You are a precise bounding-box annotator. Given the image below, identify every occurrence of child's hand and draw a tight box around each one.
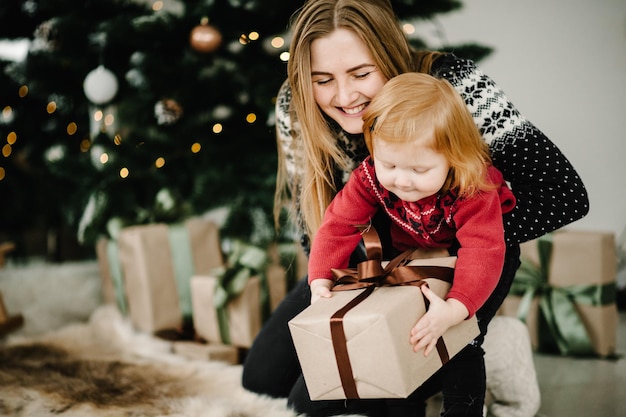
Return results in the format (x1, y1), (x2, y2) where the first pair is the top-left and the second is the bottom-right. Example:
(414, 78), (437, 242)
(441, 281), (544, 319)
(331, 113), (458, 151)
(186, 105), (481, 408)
(409, 284), (469, 356)
(310, 278), (333, 304)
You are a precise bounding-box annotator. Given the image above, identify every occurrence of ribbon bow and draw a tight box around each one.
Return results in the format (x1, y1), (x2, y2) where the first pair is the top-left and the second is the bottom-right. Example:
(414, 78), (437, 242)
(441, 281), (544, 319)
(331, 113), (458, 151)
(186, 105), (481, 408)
(330, 225), (455, 290)
(212, 239), (270, 344)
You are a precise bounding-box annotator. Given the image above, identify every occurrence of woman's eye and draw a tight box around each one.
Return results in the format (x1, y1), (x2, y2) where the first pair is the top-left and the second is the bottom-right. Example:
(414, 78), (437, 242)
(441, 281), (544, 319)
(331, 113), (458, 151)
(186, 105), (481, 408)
(313, 78), (332, 86)
(354, 72), (371, 79)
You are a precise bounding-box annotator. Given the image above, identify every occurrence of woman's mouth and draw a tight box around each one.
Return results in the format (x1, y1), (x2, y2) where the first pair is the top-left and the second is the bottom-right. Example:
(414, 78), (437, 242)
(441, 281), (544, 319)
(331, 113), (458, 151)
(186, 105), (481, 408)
(341, 103), (368, 115)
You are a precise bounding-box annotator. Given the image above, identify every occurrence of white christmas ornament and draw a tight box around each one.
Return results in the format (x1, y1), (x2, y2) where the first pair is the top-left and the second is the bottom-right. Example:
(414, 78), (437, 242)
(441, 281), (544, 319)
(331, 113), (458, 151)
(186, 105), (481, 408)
(83, 65), (119, 105)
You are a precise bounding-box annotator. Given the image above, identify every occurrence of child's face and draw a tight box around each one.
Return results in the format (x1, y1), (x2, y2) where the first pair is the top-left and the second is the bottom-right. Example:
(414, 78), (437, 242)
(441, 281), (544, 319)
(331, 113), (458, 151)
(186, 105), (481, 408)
(373, 133), (450, 203)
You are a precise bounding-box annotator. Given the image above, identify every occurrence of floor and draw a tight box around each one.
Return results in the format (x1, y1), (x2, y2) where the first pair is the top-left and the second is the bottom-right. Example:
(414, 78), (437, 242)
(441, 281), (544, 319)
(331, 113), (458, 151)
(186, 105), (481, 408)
(426, 309), (626, 417)
(532, 310), (626, 417)
(2, 261), (624, 417)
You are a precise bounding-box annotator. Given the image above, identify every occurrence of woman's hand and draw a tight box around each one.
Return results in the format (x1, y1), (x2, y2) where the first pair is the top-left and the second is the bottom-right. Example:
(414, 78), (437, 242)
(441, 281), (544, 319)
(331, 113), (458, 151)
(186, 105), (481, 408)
(409, 284), (469, 356)
(310, 278), (333, 304)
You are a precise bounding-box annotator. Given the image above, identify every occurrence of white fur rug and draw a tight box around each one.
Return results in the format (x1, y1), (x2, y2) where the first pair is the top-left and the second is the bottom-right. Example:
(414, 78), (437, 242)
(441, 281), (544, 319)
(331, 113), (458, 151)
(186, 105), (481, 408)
(0, 261), (540, 417)
(0, 261), (305, 417)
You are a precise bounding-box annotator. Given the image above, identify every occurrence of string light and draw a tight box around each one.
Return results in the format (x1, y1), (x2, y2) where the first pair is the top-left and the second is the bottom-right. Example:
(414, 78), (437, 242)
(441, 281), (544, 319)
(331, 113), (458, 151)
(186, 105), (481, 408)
(2, 106), (12, 121)
(152, 1), (163, 11)
(67, 122), (77, 135)
(119, 167), (129, 178)
(248, 31), (259, 41)
(2, 144), (11, 157)
(212, 123), (223, 134)
(246, 113), (256, 123)
(7, 132), (17, 145)
(271, 37), (284, 49)
(94, 110), (103, 121)
(104, 113), (114, 126)
(80, 138), (91, 152)
(280, 52), (289, 62)
(113, 134), (122, 145)
(402, 23), (415, 35)
(18, 85), (28, 98)
(0, 167), (4, 181)
(46, 101), (57, 114)
(155, 157), (165, 168)
(100, 153), (109, 164)
(191, 142), (201, 153)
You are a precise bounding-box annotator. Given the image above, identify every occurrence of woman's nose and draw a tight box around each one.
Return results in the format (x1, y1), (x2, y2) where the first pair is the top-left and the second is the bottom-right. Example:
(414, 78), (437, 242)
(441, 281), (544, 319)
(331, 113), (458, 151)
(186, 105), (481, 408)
(335, 80), (357, 106)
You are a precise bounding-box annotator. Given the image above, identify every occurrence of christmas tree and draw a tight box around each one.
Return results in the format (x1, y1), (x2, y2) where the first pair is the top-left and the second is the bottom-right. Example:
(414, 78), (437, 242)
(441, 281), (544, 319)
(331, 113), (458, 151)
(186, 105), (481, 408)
(0, 0), (490, 260)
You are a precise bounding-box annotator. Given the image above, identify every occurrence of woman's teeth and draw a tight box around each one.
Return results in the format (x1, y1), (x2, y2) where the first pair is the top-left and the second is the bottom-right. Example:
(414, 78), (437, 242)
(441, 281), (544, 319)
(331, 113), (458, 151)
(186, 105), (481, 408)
(343, 103), (367, 115)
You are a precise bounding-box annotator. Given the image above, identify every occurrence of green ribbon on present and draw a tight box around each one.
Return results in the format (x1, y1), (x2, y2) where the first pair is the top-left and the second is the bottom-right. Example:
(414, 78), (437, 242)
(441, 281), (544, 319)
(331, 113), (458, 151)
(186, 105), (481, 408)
(212, 240), (270, 345)
(105, 218), (129, 315)
(511, 234), (616, 356)
(167, 224), (196, 321)
(106, 239), (129, 315)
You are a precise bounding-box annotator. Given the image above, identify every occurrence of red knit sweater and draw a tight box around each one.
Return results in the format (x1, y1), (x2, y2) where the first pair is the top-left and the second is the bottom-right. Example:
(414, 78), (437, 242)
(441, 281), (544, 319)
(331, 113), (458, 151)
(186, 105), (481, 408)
(308, 157), (516, 317)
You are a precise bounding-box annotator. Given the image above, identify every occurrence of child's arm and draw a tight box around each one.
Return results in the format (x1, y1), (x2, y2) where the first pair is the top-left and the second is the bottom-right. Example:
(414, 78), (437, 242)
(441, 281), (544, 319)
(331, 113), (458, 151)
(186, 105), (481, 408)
(409, 284), (469, 356)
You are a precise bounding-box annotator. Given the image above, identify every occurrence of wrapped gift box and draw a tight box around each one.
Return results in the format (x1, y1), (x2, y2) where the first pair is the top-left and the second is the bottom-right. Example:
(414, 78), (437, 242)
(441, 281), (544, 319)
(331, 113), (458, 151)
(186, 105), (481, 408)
(191, 275), (260, 349)
(191, 266), (286, 348)
(190, 237), (288, 348)
(500, 230), (619, 357)
(288, 275), (480, 400)
(96, 218), (224, 333)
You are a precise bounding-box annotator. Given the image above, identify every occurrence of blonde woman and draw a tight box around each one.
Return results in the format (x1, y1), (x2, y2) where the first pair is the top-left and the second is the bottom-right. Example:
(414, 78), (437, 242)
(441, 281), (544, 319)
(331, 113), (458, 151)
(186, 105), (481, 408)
(243, 1), (588, 416)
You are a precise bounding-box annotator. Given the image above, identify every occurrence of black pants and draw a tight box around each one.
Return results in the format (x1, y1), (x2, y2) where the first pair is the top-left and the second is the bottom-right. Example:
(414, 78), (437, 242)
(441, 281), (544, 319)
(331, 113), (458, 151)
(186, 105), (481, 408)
(242, 244), (521, 416)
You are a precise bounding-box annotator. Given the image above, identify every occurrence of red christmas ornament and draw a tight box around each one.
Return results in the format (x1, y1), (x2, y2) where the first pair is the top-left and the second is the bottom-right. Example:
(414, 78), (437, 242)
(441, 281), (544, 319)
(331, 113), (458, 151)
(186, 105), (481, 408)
(190, 18), (222, 53)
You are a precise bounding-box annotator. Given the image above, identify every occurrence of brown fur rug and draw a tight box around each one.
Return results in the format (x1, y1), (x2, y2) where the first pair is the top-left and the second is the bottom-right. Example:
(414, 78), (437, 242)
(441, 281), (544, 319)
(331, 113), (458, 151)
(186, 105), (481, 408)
(0, 306), (306, 417)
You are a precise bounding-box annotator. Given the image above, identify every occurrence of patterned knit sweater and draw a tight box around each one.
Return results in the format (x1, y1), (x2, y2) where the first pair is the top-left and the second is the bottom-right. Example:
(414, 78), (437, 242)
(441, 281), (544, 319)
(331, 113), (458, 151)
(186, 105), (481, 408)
(308, 158), (516, 317)
(275, 54), (589, 252)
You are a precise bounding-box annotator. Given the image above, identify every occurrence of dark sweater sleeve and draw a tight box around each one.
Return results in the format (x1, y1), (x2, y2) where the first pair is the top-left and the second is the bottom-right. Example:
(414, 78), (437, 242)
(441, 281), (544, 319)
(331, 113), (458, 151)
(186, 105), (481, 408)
(433, 55), (589, 244)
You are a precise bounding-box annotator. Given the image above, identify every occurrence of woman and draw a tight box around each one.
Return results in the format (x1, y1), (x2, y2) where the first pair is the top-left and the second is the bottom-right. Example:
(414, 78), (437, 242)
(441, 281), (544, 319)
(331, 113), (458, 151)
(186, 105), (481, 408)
(242, 0), (589, 416)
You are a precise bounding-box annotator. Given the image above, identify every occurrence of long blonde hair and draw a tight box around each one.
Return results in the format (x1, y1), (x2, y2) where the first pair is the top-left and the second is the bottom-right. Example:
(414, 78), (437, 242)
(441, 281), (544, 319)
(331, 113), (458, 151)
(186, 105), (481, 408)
(275, 0), (442, 239)
(363, 73), (493, 197)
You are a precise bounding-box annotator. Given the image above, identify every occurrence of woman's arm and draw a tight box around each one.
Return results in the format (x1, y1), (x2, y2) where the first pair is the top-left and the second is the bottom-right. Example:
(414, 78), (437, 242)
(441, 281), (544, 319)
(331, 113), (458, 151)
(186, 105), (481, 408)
(434, 56), (589, 244)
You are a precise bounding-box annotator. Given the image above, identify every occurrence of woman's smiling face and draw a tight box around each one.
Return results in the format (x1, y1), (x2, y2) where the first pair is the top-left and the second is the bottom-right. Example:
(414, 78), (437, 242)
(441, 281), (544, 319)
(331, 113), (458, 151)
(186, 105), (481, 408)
(310, 28), (388, 134)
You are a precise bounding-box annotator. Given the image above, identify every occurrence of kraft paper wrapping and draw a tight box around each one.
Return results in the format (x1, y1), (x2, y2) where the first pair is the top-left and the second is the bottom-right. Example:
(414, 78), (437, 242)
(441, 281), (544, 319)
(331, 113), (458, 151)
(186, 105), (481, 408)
(191, 275), (262, 348)
(172, 341), (239, 365)
(289, 260), (480, 400)
(108, 218), (223, 333)
(501, 230), (618, 357)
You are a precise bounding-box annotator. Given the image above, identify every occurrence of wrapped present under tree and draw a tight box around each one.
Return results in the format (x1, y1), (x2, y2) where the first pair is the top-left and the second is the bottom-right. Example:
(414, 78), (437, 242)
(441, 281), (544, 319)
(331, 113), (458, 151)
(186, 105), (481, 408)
(96, 217), (223, 333)
(191, 239), (288, 348)
(501, 231), (618, 357)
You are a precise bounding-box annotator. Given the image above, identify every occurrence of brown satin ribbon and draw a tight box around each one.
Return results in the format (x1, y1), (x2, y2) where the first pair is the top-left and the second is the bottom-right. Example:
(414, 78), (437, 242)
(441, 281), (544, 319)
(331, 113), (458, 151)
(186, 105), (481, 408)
(328, 225), (454, 399)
